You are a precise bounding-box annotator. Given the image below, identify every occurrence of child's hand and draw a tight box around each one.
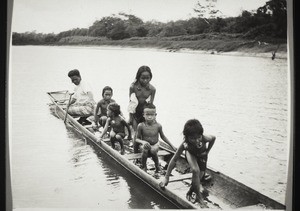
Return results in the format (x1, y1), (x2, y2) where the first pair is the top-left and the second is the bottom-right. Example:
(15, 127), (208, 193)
(183, 142), (188, 150)
(159, 177), (169, 189)
(143, 142), (151, 150)
(97, 137), (103, 143)
(92, 124), (98, 130)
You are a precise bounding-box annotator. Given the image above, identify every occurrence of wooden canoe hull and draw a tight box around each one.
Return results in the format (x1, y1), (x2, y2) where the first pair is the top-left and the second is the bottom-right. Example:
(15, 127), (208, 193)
(48, 91), (197, 209)
(47, 91), (285, 210)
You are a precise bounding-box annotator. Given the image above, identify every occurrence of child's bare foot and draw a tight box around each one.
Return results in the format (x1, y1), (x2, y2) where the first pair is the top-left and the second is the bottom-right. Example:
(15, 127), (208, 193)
(202, 188), (209, 198)
(186, 191), (196, 204)
(120, 148), (125, 155)
(195, 194), (208, 208)
(186, 186), (195, 203)
(155, 166), (161, 173)
(198, 201), (208, 208)
(140, 163), (148, 172)
(186, 187), (208, 207)
(186, 192), (208, 207)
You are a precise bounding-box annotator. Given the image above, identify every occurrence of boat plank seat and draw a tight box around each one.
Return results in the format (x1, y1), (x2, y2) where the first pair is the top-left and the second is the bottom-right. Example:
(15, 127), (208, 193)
(169, 173), (192, 183)
(124, 150), (171, 160)
(102, 138), (111, 142)
(236, 203), (266, 209)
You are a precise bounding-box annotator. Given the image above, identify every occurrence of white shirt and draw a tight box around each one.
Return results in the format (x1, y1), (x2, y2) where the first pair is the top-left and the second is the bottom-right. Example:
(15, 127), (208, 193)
(73, 80), (93, 104)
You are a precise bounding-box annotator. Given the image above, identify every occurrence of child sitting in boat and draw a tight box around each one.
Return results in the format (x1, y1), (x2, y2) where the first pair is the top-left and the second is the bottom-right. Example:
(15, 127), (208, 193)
(128, 66), (156, 152)
(159, 119), (215, 207)
(94, 86), (115, 128)
(100, 102), (132, 155)
(135, 103), (176, 172)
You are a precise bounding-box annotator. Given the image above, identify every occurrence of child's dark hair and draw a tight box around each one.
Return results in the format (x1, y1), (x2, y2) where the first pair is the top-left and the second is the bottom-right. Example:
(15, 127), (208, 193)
(102, 86), (113, 97)
(183, 119), (204, 138)
(107, 102), (121, 116)
(68, 69), (81, 77)
(135, 66), (152, 83)
(143, 103), (156, 110)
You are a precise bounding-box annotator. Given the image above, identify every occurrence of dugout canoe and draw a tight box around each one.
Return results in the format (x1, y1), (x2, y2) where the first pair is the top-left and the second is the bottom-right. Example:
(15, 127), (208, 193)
(47, 90), (286, 210)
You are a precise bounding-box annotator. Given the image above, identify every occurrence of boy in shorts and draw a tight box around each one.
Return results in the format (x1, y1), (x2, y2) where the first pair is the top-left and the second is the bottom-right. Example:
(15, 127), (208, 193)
(135, 103), (176, 172)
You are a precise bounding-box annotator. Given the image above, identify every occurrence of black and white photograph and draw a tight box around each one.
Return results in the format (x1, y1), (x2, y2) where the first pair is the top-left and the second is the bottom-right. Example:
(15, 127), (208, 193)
(8, 0), (291, 210)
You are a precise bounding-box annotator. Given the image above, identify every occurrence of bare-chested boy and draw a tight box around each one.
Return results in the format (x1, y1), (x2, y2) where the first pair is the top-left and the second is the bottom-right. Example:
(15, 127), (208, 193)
(99, 102), (132, 155)
(135, 103), (176, 172)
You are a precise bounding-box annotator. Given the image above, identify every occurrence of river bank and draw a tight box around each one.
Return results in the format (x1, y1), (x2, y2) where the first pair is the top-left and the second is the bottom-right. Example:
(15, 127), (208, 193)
(56, 34), (288, 59)
(11, 46), (288, 206)
(176, 48), (287, 59)
(14, 33), (288, 59)
(73, 45), (287, 60)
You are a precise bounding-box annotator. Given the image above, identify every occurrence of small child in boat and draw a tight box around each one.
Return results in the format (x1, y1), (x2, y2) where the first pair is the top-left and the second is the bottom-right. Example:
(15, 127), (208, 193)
(100, 102), (132, 155)
(94, 86), (115, 128)
(135, 103), (176, 172)
(159, 119), (215, 207)
(128, 66), (156, 152)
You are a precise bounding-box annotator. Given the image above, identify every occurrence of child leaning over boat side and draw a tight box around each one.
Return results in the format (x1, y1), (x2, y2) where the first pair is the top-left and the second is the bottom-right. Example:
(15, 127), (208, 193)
(135, 103), (176, 172)
(128, 65), (156, 152)
(99, 102), (132, 155)
(159, 119), (215, 208)
(94, 86), (115, 128)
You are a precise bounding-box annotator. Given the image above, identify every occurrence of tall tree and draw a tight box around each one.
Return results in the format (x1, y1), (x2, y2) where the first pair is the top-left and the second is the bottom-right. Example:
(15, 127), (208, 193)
(159, 21), (187, 37)
(256, 0), (287, 38)
(185, 18), (209, 34)
(89, 16), (123, 37)
(193, 0), (224, 24)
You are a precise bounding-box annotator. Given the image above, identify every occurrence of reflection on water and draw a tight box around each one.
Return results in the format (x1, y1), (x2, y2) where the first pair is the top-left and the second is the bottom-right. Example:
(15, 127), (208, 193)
(65, 126), (177, 209)
(10, 46), (288, 208)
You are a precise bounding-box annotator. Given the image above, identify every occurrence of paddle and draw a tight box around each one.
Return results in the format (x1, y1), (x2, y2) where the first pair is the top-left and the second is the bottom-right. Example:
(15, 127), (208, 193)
(64, 92), (74, 123)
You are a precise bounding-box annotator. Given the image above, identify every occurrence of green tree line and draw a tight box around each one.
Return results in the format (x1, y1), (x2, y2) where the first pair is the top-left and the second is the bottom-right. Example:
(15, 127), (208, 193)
(12, 0), (286, 45)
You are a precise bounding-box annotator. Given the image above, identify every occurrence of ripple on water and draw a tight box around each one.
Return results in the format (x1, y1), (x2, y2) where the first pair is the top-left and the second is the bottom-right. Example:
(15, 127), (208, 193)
(11, 46), (288, 207)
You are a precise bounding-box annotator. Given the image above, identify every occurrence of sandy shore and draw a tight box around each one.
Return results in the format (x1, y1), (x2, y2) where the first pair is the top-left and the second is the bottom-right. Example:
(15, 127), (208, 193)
(87, 44), (288, 59)
(26, 43), (287, 60)
(88, 45), (288, 60)
(177, 48), (288, 59)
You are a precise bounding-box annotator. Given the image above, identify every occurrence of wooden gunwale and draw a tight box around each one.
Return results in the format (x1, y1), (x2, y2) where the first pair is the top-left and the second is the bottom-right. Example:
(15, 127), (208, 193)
(47, 91), (286, 210)
(48, 91), (197, 209)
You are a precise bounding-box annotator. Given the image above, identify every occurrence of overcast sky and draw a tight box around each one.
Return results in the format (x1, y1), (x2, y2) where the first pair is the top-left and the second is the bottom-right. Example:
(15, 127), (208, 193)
(11, 0), (268, 34)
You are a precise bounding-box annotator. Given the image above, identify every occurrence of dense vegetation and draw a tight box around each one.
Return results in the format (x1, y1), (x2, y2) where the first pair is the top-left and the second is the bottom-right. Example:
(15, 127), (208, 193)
(12, 0), (287, 52)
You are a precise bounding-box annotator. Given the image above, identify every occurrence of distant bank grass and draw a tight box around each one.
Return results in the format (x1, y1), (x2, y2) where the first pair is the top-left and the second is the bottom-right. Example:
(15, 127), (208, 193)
(56, 34), (287, 54)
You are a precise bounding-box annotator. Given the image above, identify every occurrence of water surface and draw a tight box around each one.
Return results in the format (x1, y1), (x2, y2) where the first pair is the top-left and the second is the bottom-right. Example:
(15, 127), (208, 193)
(9, 45), (289, 208)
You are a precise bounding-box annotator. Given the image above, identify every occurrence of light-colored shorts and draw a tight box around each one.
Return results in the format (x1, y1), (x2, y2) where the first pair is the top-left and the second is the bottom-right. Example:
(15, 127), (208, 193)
(139, 142), (160, 155)
(68, 102), (95, 117)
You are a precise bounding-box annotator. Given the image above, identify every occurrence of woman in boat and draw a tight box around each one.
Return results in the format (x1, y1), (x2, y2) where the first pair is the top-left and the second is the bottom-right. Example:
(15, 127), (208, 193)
(159, 119), (215, 207)
(94, 86), (115, 128)
(67, 69), (96, 125)
(100, 102), (132, 155)
(128, 65), (156, 152)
